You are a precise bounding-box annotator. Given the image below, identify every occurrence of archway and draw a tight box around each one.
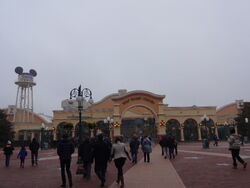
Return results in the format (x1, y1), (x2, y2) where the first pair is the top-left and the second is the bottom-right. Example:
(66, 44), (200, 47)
(56, 122), (73, 140)
(166, 119), (181, 141)
(184, 119), (198, 141)
(121, 105), (157, 142)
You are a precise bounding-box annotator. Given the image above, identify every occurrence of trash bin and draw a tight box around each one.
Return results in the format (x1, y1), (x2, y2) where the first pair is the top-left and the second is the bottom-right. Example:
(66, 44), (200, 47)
(202, 139), (209, 149)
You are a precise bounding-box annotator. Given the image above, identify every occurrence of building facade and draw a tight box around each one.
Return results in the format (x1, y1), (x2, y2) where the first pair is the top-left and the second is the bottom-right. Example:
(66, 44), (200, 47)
(53, 89), (218, 141)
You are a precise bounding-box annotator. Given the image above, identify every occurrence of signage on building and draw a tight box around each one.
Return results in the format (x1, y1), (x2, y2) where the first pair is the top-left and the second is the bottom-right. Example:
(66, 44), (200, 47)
(122, 96), (155, 105)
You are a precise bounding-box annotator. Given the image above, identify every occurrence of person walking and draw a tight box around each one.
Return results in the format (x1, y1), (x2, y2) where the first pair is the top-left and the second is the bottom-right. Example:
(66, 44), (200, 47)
(141, 136), (152, 163)
(228, 128), (247, 169)
(112, 137), (131, 187)
(168, 134), (175, 159)
(78, 136), (94, 179)
(29, 138), (40, 166)
(162, 135), (169, 159)
(3, 140), (14, 167)
(213, 135), (218, 146)
(129, 134), (140, 164)
(93, 134), (111, 187)
(17, 146), (28, 168)
(173, 136), (178, 156)
(159, 136), (164, 156)
(57, 134), (75, 188)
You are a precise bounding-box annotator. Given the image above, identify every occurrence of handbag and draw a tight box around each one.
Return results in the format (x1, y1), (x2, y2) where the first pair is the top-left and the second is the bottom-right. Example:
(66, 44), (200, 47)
(76, 157), (84, 175)
(76, 163), (84, 175)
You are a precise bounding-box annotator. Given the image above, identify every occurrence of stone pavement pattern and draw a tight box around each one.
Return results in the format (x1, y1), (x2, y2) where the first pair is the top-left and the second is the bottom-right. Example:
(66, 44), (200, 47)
(109, 144), (185, 188)
(1, 142), (250, 188)
(172, 142), (250, 188)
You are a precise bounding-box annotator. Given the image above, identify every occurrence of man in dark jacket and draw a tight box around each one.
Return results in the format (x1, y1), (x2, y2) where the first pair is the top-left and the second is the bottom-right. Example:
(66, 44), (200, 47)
(78, 136), (94, 179)
(29, 138), (40, 166)
(129, 134), (140, 164)
(57, 134), (75, 187)
(3, 140), (14, 167)
(93, 134), (111, 187)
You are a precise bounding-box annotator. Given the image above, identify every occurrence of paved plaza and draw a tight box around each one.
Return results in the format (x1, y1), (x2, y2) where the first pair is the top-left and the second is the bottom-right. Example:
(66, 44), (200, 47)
(1, 142), (250, 188)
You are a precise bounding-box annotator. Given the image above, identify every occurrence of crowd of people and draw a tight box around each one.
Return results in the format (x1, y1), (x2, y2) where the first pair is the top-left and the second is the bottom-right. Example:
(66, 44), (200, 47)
(56, 134), (157, 187)
(2, 138), (40, 168)
(2, 128), (248, 187)
(159, 134), (178, 159)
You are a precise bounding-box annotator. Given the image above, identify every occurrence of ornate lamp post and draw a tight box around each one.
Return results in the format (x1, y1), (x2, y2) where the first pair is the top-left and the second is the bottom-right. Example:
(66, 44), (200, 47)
(104, 116), (114, 139)
(245, 118), (249, 142)
(69, 85), (93, 144)
(201, 114), (210, 139)
(40, 123), (45, 150)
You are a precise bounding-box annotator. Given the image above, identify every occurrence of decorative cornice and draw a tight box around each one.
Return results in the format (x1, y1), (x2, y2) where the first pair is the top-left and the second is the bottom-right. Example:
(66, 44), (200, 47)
(111, 90), (165, 100)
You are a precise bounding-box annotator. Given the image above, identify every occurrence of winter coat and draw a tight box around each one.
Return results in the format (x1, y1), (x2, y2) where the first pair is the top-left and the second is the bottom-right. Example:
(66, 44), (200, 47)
(129, 137), (140, 153)
(142, 138), (152, 153)
(29, 140), (40, 153)
(57, 139), (75, 160)
(93, 140), (110, 165)
(18, 149), (27, 160)
(3, 144), (14, 155)
(112, 141), (129, 160)
(78, 140), (94, 163)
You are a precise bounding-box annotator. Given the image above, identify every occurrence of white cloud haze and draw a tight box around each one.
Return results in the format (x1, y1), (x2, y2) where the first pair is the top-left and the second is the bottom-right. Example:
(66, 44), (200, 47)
(0, 0), (250, 115)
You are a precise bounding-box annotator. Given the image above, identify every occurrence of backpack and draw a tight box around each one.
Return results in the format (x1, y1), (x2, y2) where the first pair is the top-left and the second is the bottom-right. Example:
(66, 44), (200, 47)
(231, 135), (241, 149)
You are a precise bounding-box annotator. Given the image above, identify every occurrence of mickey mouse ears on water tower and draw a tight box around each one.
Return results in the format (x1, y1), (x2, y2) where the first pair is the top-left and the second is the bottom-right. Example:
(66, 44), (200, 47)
(29, 69), (37, 77)
(15, 66), (37, 77)
(15, 66), (23, 74)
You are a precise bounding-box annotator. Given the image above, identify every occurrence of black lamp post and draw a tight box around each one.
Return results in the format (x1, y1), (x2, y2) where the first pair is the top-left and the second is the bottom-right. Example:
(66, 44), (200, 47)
(69, 85), (93, 144)
(40, 123), (45, 150)
(245, 118), (249, 142)
(104, 116), (114, 139)
(201, 114), (210, 139)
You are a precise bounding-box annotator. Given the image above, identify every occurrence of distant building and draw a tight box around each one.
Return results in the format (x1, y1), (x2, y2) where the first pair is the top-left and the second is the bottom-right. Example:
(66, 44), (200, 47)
(4, 105), (53, 141)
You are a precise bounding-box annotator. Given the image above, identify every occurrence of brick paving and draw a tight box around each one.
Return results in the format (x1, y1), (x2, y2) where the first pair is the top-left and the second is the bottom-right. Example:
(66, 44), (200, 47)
(1, 142), (250, 188)
(172, 142), (250, 188)
(0, 146), (143, 188)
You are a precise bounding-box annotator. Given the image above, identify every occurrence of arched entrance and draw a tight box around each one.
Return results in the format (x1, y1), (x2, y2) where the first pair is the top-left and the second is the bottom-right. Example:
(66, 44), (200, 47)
(120, 105), (157, 142)
(184, 119), (198, 141)
(166, 119), (181, 141)
(56, 122), (73, 140)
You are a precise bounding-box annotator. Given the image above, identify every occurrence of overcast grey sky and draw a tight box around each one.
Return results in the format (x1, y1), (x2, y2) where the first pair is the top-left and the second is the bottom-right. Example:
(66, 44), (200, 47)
(0, 0), (250, 116)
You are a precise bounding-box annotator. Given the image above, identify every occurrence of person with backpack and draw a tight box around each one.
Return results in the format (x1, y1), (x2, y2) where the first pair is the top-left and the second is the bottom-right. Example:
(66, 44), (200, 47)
(78, 136), (94, 179)
(29, 138), (40, 166)
(129, 134), (140, 164)
(228, 128), (247, 169)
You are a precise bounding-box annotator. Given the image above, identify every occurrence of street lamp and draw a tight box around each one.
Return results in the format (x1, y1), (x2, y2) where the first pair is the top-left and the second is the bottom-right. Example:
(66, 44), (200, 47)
(104, 116), (114, 139)
(201, 114), (210, 139)
(69, 85), (93, 144)
(245, 118), (249, 142)
(40, 123), (45, 150)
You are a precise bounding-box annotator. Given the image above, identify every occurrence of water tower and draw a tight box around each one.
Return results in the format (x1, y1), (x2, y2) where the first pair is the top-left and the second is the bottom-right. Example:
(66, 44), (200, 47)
(14, 66), (37, 122)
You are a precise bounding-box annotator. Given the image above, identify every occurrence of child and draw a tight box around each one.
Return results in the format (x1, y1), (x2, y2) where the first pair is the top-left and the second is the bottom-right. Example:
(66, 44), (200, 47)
(17, 146), (28, 168)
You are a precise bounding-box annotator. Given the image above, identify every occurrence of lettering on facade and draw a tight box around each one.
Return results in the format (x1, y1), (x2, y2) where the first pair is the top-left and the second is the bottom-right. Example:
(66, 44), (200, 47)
(122, 97), (155, 105)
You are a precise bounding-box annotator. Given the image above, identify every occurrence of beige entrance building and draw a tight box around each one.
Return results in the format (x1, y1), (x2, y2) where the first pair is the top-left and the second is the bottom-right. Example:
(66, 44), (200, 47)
(53, 89), (217, 141)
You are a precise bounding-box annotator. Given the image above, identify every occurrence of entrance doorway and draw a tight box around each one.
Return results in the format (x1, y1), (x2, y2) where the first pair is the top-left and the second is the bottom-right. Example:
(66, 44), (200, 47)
(184, 119), (198, 141)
